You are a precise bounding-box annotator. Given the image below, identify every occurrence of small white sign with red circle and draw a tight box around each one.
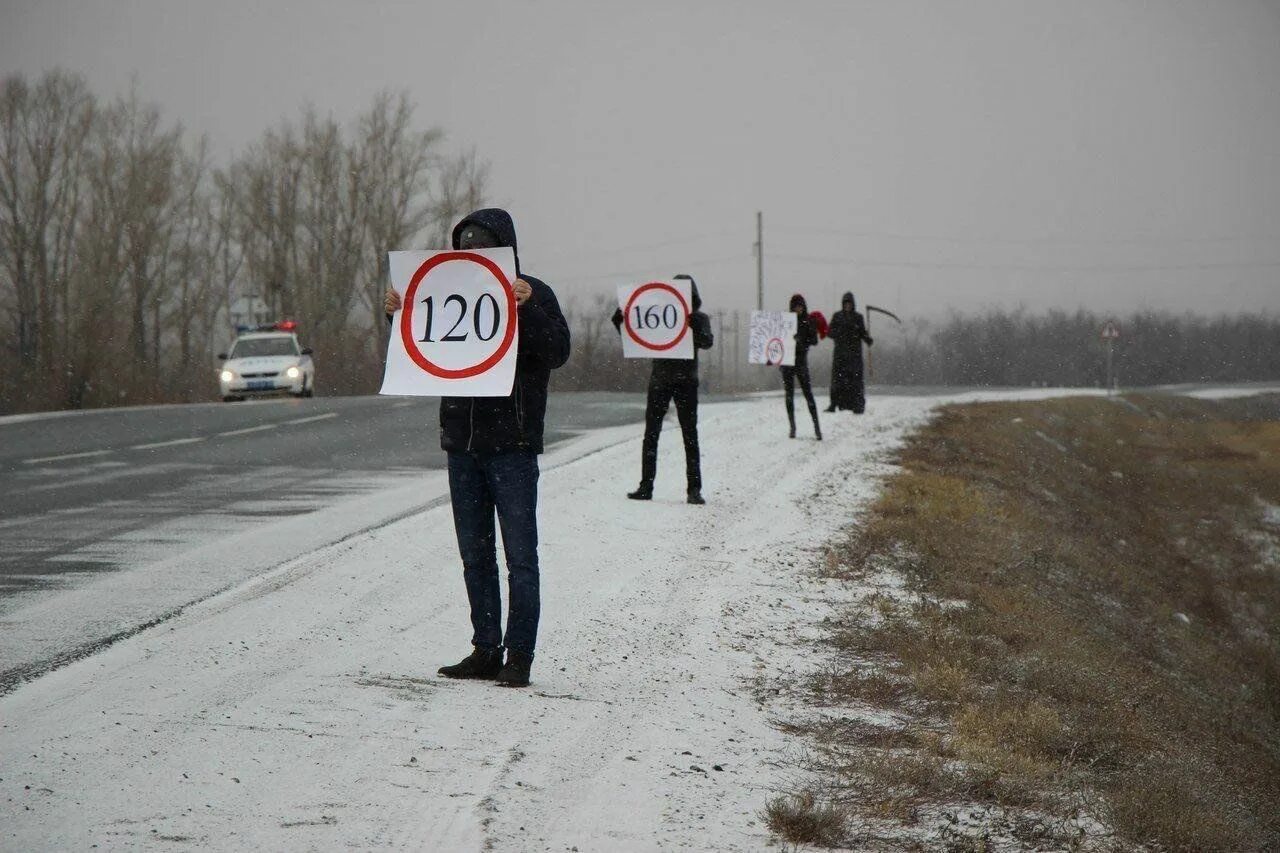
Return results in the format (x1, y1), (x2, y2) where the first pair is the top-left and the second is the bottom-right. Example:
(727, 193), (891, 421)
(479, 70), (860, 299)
(615, 280), (694, 360)
(748, 310), (798, 366)
(379, 248), (519, 396)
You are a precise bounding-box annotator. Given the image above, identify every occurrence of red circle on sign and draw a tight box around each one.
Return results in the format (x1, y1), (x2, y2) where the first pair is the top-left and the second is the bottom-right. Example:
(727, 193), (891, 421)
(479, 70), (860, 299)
(622, 282), (691, 352)
(399, 251), (518, 379)
(765, 337), (784, 365)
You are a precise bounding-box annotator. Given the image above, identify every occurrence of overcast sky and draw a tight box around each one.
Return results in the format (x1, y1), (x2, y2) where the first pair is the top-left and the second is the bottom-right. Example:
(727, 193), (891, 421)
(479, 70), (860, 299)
(3, 0), (1278, 326)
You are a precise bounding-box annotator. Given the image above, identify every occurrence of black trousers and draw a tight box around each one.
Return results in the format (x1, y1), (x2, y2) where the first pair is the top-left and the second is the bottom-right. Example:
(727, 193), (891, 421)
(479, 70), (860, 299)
(640, 378), (701, 491)
(782, 365), (820, 433)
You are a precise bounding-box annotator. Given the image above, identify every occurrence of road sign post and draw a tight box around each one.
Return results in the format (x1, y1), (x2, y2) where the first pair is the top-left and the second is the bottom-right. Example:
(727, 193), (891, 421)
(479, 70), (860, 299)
(1100, 321), (1121, 393)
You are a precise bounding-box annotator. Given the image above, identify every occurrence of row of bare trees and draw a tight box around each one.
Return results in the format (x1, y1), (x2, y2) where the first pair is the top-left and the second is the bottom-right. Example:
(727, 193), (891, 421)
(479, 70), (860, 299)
(548, 303), (1280, 394)
(0, 69), (488, 413)
(4, 71), (1275, 413)
(831, 308), (1280, 388)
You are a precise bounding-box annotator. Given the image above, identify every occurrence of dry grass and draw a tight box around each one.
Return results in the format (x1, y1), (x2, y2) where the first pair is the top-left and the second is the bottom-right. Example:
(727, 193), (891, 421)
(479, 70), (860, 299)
(782, 394), (1280, 851)
(765, 791), (849, 849)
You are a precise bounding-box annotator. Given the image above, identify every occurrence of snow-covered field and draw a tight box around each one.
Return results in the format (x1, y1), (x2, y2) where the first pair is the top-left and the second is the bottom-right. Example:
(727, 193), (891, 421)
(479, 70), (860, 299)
(0, 388), (1142, 851)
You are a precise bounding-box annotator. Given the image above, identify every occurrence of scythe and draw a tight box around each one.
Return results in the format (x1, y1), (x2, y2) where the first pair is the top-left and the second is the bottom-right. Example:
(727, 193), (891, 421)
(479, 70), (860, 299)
(864, 305), (901, 380)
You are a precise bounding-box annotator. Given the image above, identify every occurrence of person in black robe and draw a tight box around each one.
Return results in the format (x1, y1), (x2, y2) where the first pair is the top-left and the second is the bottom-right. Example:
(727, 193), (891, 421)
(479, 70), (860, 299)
(826, 292), (873, 413)
(781, 293), (821, 440)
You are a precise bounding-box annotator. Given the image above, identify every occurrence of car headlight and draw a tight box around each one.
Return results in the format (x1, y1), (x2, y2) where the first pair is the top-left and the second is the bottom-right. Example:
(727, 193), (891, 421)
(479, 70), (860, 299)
(220, 370), (235, 383)
(286, 366), (301, 379)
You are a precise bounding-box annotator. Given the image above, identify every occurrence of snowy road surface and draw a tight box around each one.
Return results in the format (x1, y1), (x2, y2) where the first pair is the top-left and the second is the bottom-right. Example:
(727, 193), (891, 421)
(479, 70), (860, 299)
(0, 393), (680, 690)
(3, 390), (1100, 850)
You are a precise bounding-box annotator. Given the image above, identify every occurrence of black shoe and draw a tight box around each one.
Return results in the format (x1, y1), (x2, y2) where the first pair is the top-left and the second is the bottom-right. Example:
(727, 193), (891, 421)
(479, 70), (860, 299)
(788, 425), (796, 439)
(496, 650), (532, 687)
(824, 405), (835, 413)
(627, 483), (653, 500)
(438, 646), (503, 679)
(687, 489), (705, 505)
(815, 426), (823, 441)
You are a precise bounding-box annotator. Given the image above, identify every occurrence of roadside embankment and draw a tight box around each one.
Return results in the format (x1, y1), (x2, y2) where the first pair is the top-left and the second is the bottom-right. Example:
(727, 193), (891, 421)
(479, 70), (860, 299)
(771, 394), (1280, 851)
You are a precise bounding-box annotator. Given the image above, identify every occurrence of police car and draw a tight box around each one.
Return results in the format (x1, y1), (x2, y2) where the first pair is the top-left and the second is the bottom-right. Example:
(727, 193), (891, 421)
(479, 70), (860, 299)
(217, 321), (315, 401)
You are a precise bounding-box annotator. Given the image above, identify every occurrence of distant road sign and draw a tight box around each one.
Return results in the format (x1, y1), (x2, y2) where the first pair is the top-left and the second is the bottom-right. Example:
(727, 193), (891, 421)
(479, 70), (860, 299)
(1101, 322), (1121, 340)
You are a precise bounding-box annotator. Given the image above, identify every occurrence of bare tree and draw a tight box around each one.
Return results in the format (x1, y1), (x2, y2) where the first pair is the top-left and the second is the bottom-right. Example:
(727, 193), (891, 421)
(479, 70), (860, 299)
(224, 94), (484, 394)
(354, 91), (443, 348)
(98, 87), (186, 379)
(2, 74), (496, 411)
(224, 124), (301, 323)
(428, 147), (489, 248)
(0, 71), (95, 407)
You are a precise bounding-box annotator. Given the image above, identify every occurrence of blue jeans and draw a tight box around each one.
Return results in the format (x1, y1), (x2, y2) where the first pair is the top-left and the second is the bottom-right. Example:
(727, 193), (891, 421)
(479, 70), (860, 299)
(446, 451), (541, 657)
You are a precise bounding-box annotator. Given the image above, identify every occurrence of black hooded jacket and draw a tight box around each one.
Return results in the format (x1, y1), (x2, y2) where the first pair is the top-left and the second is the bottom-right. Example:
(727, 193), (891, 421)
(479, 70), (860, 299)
(611, 277), (714, 385)
(788, 294), (820, 369)
(828, 292), (871, 355)
(436, 208), (571, 454)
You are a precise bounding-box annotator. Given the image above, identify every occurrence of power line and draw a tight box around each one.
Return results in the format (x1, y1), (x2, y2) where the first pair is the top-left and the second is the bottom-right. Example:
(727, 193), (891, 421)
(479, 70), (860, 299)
(771, 225), (1280, 248)
(537, 230), (740, 264)
(770, 253), (1280, 274)
(552, 254), (747, 285)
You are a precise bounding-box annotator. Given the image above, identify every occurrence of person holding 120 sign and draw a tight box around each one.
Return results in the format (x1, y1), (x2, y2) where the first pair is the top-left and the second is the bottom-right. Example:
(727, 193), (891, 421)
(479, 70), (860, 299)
(612, 274), (714, 504)
(384, 208), (570, 688)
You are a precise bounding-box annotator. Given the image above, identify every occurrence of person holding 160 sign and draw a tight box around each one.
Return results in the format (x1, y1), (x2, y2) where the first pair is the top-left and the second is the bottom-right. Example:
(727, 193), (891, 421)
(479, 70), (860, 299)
(384, 208), (570, 688)
(612, 273), (714, 504)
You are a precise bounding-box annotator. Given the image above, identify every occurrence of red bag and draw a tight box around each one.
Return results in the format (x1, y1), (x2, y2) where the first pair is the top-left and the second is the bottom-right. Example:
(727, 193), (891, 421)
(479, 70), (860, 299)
(810, 311), (829, 340)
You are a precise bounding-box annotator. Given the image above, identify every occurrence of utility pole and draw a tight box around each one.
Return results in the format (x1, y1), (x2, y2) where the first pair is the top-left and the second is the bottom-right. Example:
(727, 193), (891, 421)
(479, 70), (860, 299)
(717, 312), (725, 388)
(731, 311), (740, 389)
(754, 211), (764, 311)
(1105, 339), (1113, 394)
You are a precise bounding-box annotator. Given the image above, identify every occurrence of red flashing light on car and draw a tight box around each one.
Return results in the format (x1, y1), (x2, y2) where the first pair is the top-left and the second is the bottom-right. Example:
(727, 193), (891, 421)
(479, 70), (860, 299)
(248, 319), (299, 333)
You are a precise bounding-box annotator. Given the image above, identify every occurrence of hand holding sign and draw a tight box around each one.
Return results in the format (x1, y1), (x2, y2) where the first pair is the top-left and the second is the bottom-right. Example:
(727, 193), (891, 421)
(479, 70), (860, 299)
(616, 279), (694, 360)
(380, 248), (519, 396)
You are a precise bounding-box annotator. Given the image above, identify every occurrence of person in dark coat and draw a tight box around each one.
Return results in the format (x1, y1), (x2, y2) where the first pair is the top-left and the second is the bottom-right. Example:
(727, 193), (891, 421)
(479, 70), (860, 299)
(782, 293), (822, 440)
(383, 208), (571, 687)
(612, 274), (714, 504)
(826, 291), (873, 413)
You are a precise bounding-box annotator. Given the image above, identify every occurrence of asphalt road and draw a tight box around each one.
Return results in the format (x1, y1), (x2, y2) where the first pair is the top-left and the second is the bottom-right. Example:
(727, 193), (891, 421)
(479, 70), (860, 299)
(0, 392), (668, 602)
(8, 380), (1268, 607)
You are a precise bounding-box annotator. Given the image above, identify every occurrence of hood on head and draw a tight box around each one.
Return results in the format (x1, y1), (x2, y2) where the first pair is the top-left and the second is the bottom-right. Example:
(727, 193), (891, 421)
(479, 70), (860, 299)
(842, 291), (856, 311)
(452, 208), (519, 271)
(790, 293), (808, 314)
(673, 273), (701, 310)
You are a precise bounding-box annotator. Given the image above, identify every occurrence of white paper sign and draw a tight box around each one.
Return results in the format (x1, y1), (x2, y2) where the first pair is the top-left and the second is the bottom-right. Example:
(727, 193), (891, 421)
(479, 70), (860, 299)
(616, 279), (694, 360)
(379, 248), (519, 396)
(748, 310), (798, 367)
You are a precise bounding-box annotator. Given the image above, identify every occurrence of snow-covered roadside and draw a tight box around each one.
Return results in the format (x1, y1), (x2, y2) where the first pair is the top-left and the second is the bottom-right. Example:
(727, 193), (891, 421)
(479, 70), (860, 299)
(0, 424), (641, 691)
(1181, 383), (1280, 400)
(0, 390), (1096, 851)
(1147, 381), (1280, 400)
